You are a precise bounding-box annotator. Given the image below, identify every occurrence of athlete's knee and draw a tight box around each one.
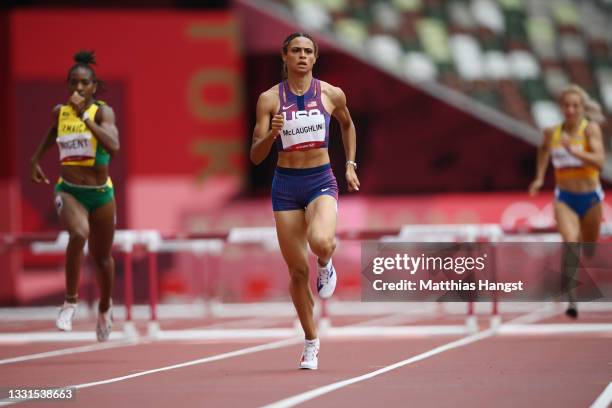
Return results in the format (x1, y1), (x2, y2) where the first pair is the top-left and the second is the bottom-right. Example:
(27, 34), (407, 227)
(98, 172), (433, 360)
(309, 235), (336, 258)
(289, 265), (310, 286)
(92, 255), (114, 272)
(68, 228), (89, 247)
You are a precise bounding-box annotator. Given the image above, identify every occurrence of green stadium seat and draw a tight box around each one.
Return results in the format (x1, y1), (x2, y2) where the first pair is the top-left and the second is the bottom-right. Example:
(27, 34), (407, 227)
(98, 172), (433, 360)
(417, 18), (452, 65)
(392, 0), (423, 13)
(552, 0), (580, 29)
(334, 17), (369, 47)
(318, 0), (349, 13)
(498, 0), (525, 12)
(526, 17), (558, 61)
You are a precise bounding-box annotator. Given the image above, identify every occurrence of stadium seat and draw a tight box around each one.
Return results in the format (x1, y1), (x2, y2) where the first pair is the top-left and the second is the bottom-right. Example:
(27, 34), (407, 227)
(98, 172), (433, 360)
(531, 100), (563, 129)
(365, 34), (404, 71)
(280, 0), (611, 131)
(403, 51), (438, 81)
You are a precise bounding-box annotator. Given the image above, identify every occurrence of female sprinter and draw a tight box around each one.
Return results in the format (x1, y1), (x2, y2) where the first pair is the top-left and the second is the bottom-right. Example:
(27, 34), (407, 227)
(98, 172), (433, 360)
(529, 84), (606, 318)
(30, 50), (119, 341)
(250, 33), (360, 369)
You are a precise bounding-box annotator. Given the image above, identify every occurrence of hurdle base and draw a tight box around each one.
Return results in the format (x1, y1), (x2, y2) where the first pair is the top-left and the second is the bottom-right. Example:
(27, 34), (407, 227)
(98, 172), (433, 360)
(318, 317), (332, 334)
(490, 315), (502, 331)
(147, 321), (161, 338)
(123, 321), (139, 340)
(293, 318), (304, 336)
(465, 315), (478, 334)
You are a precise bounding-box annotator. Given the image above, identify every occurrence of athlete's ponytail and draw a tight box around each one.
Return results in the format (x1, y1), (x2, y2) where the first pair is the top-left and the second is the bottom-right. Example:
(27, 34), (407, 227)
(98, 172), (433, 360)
(560, 84), (606, 124)
(73, 50), (96, 66)
(67, 50), (98, 83)
(66, 50), (105, 95)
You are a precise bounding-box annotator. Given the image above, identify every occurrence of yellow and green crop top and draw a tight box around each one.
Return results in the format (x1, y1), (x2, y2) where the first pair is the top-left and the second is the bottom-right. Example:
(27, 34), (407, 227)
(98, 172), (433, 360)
(550, 119), (598, 181)
(56, 101), (110, 167)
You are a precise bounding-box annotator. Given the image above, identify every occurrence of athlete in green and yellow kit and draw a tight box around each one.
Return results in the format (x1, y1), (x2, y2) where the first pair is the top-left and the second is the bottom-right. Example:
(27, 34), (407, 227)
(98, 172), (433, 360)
(30, 50), (119, 341)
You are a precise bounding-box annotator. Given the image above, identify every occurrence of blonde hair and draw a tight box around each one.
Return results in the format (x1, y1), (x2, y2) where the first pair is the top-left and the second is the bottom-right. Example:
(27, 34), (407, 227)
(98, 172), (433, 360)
(559, 84), (606, 124)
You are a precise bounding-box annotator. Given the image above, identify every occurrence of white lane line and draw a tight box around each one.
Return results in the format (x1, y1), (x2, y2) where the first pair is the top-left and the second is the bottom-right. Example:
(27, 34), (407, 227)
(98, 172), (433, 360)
(2, 301), (612, 321)
(260, 307), (558, 408)
(0, 337), (302, 406)
(499, 324), (612, 335)
(590, 382), (612, 408)
(72, 337), (301, 389)
(0, 305), (573, 407)
(0, 340), (141, 366)
(0, 312), (399, 366)
(0, 331), (129, 343)
(260, 330), (494, 408)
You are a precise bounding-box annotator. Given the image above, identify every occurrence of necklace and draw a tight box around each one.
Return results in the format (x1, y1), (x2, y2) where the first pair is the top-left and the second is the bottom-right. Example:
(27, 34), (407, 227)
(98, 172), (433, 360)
(290, 86), (305, 96)
(288, 79), (310, 96)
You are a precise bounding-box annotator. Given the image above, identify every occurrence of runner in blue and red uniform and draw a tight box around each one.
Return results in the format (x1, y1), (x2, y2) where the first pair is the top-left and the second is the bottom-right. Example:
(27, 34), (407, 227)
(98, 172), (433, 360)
(250, 33), (360, 370)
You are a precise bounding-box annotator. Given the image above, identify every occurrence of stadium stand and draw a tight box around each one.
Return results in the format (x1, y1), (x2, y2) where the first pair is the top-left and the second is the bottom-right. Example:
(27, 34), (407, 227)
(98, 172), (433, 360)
(278, 0), (612, 146)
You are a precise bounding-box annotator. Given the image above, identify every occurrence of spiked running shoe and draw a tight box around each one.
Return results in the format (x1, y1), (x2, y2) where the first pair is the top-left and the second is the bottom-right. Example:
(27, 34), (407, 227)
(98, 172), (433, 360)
(317, 259), (337, 299)
(96, 305), (113, 342)
(299, 339), (319, 370)
(56, 302), (77, 331)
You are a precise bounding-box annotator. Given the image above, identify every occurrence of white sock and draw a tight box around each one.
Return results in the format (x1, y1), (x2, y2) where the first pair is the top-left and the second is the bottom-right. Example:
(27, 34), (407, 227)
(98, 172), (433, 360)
(305, 338), (320, 347)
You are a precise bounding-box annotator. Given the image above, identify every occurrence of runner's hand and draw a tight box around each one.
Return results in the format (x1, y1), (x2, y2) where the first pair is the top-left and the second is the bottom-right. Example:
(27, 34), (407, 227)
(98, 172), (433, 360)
(346, 165), (360, 192)
(69, 91), (86, 116)
(269, 114), (284, 139)
(528, 178), (543, 196)
(30, 162), (50, 184)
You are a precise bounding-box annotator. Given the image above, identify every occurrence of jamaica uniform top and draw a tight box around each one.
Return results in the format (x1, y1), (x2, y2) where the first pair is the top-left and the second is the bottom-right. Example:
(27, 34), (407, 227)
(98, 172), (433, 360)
(550, 118), (598, 182)
(56, 101), (110, 167)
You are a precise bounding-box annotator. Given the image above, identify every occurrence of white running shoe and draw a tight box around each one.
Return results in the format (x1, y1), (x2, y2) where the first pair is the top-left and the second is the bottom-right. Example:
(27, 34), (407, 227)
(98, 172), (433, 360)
(317, 259), (337, 299)
(299, 339), (319, 370)
(56, 302), (77, 331)
(96, 305), (113, 342)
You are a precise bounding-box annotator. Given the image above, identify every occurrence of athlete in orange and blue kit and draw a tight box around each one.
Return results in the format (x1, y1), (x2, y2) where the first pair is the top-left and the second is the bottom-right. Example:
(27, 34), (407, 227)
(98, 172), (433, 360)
(529, 84), (606, 318)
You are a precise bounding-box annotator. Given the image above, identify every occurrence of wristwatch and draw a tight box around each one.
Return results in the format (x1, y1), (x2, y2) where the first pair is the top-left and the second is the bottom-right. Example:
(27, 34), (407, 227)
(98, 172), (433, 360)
(346, 160), (357, 170)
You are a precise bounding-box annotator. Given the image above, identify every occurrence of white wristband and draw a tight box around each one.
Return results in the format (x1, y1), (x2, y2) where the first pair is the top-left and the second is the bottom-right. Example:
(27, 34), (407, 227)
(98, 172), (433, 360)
(81, 111), (90, 122)
(346, 160), (357, 170)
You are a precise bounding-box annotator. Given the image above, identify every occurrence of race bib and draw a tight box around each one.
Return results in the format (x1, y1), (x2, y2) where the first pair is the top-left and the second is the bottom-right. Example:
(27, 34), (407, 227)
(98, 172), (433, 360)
(551, 145), (584, 168)
(57, 133), (95, 162)
(280, 109), (326, 151)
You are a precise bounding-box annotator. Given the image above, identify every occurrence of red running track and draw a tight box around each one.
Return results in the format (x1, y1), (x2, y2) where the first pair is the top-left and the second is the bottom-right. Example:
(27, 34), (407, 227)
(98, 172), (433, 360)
(0, 310), (610, 407)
